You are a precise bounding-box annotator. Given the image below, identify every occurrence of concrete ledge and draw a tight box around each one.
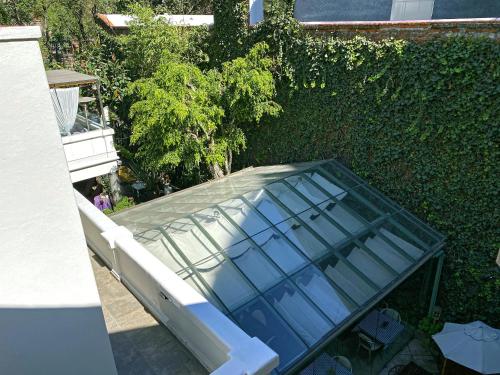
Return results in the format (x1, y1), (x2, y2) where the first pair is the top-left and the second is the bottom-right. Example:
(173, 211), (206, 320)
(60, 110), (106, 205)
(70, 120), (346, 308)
(0, 26), (41, 41)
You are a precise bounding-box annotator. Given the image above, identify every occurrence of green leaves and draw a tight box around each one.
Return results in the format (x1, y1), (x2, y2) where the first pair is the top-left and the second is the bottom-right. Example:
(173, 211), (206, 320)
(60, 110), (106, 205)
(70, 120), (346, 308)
(228, 7), (499, 325)
(128, 41), (280, 179)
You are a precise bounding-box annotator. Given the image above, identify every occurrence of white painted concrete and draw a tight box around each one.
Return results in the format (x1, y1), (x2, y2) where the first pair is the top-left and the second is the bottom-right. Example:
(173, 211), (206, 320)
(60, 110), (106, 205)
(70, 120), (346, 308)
(62, 128), (119, 182)
(101, 13), (214, 28)
(76, 190), (279, 374)
(0, 26), (117, 375)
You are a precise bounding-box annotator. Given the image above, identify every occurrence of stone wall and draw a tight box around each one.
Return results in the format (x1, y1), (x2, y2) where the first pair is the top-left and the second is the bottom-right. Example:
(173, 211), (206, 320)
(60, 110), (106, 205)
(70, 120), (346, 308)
(301, 18), (500, 41)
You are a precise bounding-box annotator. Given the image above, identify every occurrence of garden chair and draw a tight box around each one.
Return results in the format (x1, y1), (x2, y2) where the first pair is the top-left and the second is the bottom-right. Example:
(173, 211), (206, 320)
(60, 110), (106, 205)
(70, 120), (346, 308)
(357, 332), (382, 362)
(332, 355), (353, 373)
(381, 307), (401, 323)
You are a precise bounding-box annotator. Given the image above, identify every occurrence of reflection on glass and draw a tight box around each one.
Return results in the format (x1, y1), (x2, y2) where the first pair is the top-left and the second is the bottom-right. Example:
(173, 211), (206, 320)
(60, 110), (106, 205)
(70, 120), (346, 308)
(193, 208), (246, 249)
(267, 182), (311, 214)
(276, 218), (328, 260)
(304, 171), (347, 200)
(197, 256), (256, 311)
(226, 240), (283, 291)
(351, 185), (397, 215)
(218, 198), (270, 236)
(379, 221), (425, 260)
(266, 281), (333, 346)
(253, 229), (308, 274)
(294, 265), (355, 324)
(319, 255), (377, 306)
(321, 162), (362, 188)
(336, 193), (380, 223)
(392, 212), (440, 247)
(166, 218), (221, 265)
(318, 200), (364, 234)
(244, 189), (291, 225)
(298, 208), (347, 245)
(285, 175), (327, 205)
(338, 243), (395, 288)
(362, 232), (412, 273)
(234, 298), (307, 372)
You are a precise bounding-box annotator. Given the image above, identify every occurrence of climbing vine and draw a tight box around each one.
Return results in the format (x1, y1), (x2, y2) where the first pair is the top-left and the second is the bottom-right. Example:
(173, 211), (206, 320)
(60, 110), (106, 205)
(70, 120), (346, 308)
(211, 0), (500, 325)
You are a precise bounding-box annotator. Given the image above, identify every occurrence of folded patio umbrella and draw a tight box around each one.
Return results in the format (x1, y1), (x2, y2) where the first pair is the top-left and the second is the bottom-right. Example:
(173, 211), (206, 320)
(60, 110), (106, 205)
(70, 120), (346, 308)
(432, 321), (500, 374)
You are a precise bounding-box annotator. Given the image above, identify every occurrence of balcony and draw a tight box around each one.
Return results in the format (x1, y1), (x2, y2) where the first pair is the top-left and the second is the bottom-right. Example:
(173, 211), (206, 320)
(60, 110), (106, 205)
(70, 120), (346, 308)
(47, 69), (120, 182)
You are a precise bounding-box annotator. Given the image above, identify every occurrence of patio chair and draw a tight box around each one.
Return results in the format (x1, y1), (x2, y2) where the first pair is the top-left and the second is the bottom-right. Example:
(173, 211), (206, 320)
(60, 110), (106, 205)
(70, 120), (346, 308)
(381, 308), (401, 323)
(333, 355), (353, 373)
(357, 332), (382, 362)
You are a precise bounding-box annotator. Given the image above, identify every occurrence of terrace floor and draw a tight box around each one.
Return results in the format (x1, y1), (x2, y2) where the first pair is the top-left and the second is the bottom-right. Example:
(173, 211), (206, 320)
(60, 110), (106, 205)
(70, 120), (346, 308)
(89, 250), (208, 375)
(321, 324), (439, 375)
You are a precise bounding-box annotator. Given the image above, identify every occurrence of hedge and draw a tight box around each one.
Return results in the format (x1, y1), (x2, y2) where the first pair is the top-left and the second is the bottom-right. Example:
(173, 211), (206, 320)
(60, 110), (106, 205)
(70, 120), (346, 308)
(211, 2), (500, 325)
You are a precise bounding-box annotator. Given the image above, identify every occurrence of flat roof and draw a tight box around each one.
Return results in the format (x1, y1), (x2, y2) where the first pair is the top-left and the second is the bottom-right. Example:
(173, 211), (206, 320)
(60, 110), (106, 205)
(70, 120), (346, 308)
(97, 13), (214, 30)
(112, 159), (445, 374)
(46, 69), (98, 89)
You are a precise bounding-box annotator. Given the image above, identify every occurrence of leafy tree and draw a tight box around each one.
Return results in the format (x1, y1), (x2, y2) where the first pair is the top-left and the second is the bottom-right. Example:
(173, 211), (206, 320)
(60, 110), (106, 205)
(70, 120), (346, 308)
(128, 42), (280, 179)
(120, 4), (208, 80)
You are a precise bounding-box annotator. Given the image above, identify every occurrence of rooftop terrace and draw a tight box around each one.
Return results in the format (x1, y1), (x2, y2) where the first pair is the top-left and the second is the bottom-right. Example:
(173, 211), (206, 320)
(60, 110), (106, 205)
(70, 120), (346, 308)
(90, 250), (207, 375)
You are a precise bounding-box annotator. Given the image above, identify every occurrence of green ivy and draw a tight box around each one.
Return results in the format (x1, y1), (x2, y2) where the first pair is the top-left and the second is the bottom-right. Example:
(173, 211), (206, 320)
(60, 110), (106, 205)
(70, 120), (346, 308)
(212, 2), (500, 325)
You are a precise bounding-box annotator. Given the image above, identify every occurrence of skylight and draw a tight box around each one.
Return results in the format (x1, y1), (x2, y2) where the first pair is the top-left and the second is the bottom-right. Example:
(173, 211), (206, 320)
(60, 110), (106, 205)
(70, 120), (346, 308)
(112, 160), (444, 373)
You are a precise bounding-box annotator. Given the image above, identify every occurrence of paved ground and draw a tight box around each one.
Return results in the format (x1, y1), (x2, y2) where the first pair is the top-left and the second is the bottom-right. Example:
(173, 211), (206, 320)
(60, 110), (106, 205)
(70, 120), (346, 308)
(379, 338), (439, 374)
(90, 251), (208, 375)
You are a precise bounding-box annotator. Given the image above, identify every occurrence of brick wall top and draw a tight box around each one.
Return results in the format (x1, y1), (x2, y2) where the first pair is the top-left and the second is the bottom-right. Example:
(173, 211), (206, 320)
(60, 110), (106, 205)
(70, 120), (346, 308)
(301, 18), (500, 40)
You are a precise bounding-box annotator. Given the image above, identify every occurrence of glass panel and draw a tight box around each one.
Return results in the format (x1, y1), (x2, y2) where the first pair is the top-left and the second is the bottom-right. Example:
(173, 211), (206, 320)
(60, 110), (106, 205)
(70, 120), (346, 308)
(304, 170), (348, 200)
(294, 265), (355, 324)
(244, 189), (291, 225)
(393, 211), (441, 247)
(233, 298), (307, 372)
(379, 221), (425, 260)
(267, 182), (311, 214)
(226, 240), (283, 291)
(318, 199), (364, 234)
(218, 198), (270, 236)
(319, 255), (377, 306)
(351, 185), (398, 214)
(166, 218), (221, 265)
(338, 243), (396, 288)
(265, 281), (333, 346)
(193, 208), (246, 249)
(285, 175), (328, 205)
(276, 218), (329, 260)
(197, 255), (257, 311)
(336, 192), (380, 223)
(321, 162), (362, 188)
(361, 232), (413, 273)
(298, 208), (347, 246)
(253, 228), (308, 274)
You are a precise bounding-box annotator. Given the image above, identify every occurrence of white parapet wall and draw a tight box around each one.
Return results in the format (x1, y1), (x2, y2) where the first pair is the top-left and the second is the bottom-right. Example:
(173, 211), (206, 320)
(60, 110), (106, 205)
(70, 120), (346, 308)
(75, 190), (279, 374)
(0, 26), (116, 375)
(62, 127), (119, 182)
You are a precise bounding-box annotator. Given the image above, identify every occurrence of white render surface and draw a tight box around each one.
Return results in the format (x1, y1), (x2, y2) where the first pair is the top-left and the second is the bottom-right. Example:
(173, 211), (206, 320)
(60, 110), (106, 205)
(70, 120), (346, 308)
(76, 190), (279, 374)
(0, 26), (116, 375)
(62, 127), (119, 182)
(102, 13), (214, 28)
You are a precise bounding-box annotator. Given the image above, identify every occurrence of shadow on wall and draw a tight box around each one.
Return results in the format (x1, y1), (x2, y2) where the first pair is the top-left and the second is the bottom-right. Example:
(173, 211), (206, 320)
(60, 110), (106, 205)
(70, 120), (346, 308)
(0, 306), (116, 375)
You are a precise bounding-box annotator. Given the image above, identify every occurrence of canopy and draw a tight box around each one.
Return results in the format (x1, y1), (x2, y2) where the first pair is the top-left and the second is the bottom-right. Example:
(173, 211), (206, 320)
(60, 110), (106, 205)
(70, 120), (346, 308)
(112, 159), (445, 373)
(46, 69), (98, 89)
(433, 321), (500, 374)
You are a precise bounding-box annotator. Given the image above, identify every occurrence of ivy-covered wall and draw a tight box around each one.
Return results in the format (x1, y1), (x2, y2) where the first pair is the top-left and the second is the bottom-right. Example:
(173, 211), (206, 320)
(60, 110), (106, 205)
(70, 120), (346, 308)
(212, 2), (500, 325)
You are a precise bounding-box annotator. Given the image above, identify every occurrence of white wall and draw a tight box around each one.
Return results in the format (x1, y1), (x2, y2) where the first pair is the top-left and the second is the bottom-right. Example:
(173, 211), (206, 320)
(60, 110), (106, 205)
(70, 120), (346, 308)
(0, 26), (117, 375)
(76, 190), (279, 374)
(62, 128), (119, 182)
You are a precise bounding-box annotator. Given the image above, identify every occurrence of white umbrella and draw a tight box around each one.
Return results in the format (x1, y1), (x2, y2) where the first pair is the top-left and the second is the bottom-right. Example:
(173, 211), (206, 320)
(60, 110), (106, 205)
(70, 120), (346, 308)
(432, 321), (500, 374)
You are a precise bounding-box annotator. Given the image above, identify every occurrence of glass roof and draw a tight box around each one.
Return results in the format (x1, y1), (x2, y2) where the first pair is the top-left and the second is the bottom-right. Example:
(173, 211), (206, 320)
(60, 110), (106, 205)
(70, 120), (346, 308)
(112, 160), (445, 373)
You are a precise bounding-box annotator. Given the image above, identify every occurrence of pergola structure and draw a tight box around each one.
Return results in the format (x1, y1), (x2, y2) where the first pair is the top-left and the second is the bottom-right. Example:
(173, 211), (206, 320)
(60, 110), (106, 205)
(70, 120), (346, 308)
(112, 159), (445, 374)
(46, 69), (106, 128)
